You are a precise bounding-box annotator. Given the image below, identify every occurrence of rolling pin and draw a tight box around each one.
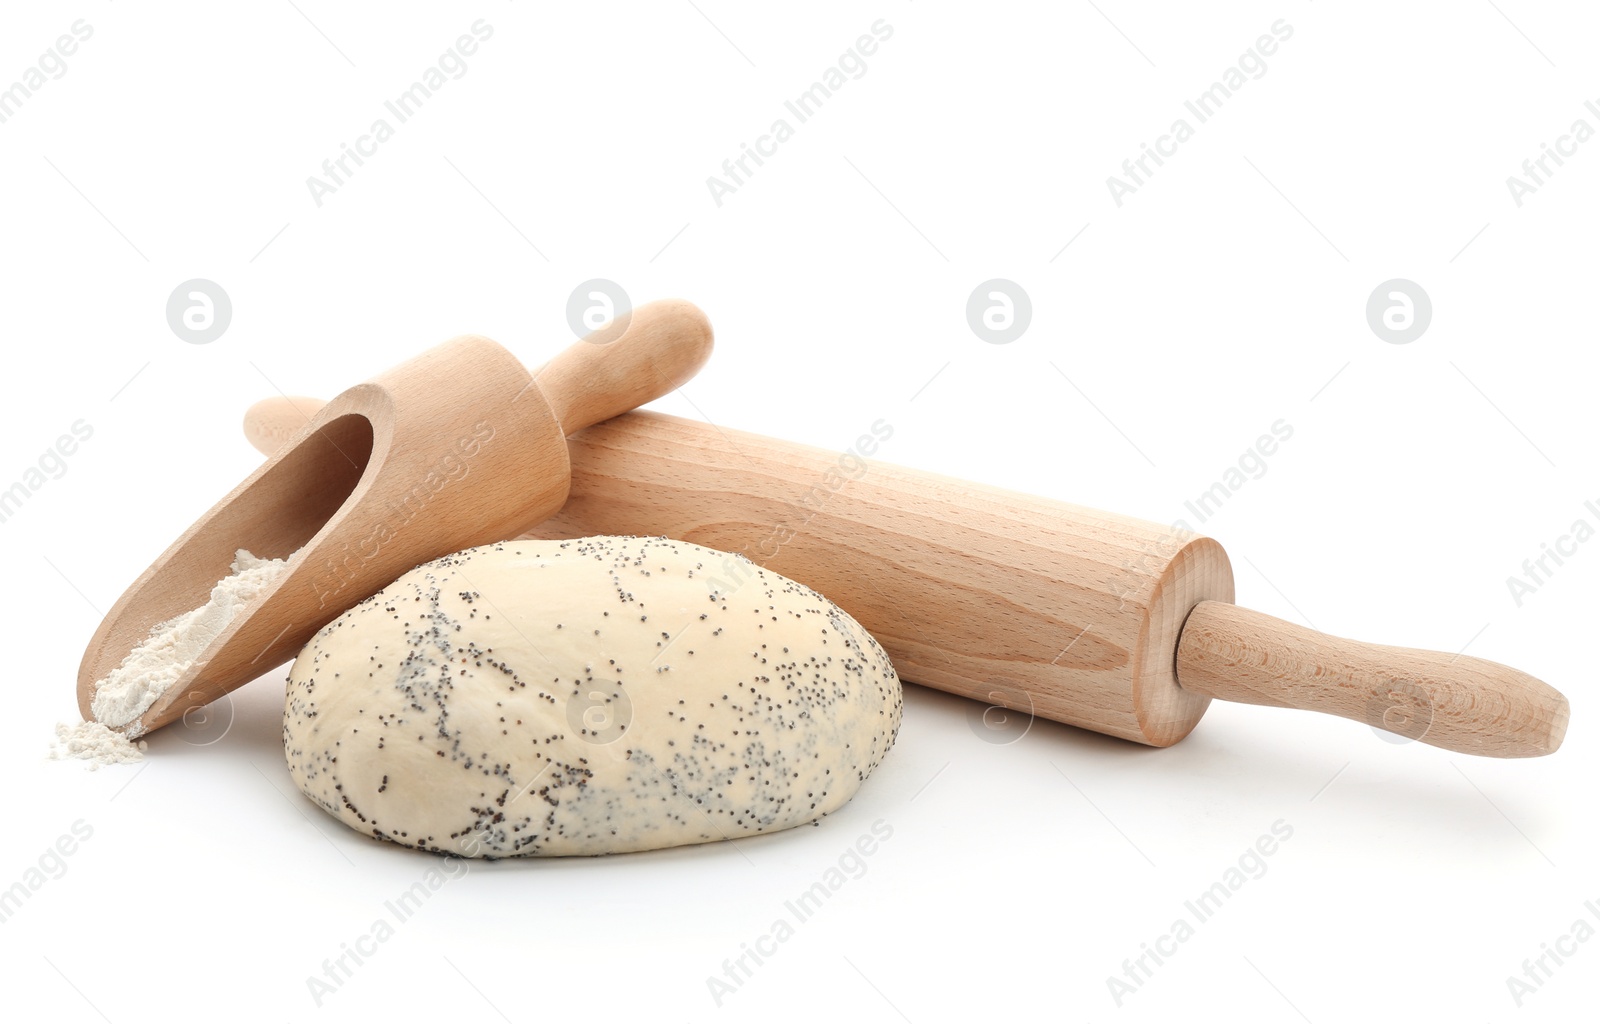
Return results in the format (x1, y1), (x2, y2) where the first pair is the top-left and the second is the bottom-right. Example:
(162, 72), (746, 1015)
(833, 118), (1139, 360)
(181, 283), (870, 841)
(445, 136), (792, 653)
(244, 401), (1569, 758)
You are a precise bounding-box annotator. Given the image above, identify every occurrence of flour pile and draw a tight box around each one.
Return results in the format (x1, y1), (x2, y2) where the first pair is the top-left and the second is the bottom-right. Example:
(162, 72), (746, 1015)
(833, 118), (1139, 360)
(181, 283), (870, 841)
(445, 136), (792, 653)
(52, 549), (293, 767)
(49, 721), (145, 770)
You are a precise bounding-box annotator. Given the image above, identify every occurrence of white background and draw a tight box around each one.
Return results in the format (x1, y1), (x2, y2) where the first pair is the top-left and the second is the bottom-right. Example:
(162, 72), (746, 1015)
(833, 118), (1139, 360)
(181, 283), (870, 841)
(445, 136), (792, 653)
(3, 2), (1596, 1021)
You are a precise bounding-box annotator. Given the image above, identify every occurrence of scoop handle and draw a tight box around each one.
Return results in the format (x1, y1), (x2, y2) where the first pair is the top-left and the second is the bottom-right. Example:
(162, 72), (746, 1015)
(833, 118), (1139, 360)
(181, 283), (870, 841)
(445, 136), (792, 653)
(534, 299), (713, 435)
(1175, 601), (1569, 757)
(242, 299), (712, 452)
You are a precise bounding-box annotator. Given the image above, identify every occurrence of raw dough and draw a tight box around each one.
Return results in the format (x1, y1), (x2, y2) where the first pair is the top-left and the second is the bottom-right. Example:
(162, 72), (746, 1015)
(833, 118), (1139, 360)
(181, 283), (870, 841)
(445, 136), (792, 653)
(283, 536), (902, 857)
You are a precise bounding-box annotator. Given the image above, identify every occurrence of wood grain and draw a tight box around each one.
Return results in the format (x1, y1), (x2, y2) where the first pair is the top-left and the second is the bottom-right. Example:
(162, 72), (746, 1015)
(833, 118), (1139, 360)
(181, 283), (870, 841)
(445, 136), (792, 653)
(534, 299), (712, 435)
(1176, 601), (1567, 757)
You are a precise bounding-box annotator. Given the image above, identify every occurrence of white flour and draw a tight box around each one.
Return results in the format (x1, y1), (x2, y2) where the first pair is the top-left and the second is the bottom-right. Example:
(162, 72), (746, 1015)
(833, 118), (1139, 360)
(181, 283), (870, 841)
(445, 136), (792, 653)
(52, 548), (294, 767)
(49, 721), (145, 770)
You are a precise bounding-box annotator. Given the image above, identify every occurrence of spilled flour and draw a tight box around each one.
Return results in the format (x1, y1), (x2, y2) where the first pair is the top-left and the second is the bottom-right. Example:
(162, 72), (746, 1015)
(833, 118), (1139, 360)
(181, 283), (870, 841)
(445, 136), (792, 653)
(52, 549), (294, 767)
(49, 721), (145, 770)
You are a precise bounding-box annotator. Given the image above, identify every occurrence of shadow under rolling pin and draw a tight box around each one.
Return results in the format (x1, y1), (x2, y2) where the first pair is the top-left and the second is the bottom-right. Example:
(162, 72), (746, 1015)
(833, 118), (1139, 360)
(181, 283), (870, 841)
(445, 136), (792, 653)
(242, 401), (1570, 758)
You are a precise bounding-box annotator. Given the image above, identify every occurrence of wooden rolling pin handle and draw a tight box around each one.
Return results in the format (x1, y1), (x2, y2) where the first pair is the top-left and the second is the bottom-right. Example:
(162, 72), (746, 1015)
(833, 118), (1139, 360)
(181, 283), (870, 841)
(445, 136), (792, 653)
(1175, 601), (1569, 757)
(534, 299), (713, 436)
(239, 395), (325, 455)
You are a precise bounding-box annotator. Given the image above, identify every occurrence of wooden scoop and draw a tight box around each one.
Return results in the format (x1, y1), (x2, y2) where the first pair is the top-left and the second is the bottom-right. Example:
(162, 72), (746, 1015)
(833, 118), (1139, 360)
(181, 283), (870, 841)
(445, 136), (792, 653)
(78, 300), (712, 737)
(241, 405), (1569, 758)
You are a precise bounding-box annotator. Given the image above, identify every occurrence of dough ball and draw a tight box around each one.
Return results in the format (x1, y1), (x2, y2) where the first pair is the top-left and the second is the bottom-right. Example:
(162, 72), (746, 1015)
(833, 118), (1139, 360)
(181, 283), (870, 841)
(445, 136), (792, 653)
(283, 536), (902, 857)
